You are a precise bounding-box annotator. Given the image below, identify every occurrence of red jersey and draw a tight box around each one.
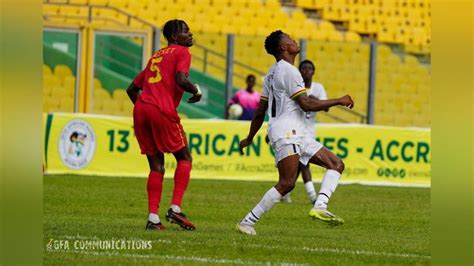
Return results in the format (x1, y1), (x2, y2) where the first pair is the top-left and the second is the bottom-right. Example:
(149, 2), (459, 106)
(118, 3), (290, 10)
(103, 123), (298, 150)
(133, 44), (191, 121)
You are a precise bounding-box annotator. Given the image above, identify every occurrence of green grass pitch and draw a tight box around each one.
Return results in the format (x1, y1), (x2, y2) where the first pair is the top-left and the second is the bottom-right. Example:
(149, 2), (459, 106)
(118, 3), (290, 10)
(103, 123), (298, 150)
(44, 175), (430, 265)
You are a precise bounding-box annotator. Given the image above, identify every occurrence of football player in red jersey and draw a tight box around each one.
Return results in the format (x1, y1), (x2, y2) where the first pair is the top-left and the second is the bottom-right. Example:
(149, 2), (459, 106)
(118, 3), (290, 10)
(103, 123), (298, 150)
(127, 19), (201, 231)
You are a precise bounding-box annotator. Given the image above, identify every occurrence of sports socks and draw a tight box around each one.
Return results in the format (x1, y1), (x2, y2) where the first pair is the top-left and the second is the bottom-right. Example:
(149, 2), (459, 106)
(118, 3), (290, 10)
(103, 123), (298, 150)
(314, 170), (341, 209)
(304, 181), (317, 203)
(241, 187), (282, 226)
(171, 160), (192, 207)
(147, 171), (164, 215)
(170, 204), (181, 213)
(148, 213), (160, 224)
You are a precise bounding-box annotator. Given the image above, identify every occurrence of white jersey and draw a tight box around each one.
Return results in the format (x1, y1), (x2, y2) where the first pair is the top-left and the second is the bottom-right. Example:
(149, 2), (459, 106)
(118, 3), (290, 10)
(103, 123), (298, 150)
(262, 60), (307, 143)
(304, 82), (327, 137)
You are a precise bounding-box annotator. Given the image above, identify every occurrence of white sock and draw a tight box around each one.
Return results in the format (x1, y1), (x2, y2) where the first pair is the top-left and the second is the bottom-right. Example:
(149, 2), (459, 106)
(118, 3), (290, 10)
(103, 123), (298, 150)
(314, 170), (341, 209)
(148, 213), (160, 224)
(304, 181), (317, 203)
(171, 204), (181, 213)
(241, 187), (282, 226)
(281, 192), (292, 203)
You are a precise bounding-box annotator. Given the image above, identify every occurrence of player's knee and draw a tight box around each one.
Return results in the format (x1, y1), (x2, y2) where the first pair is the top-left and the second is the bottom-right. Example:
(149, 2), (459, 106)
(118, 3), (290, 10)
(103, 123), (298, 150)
(334, 158), (345, 174)
(151, 164), (165, 173)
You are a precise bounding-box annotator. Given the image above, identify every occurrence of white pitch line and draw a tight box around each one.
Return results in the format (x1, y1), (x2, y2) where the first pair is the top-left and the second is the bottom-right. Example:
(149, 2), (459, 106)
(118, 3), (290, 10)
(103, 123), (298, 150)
(245, 244), (431, 260)
(47, 249), (308, 265)
(301, 246), (431, 260)
(55, 235), (430, 261)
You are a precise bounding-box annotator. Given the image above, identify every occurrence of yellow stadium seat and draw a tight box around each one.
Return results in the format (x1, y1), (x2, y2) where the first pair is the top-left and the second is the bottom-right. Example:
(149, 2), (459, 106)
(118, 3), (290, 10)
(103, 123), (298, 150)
(102, 99), (121, 115)
(94, 78), (103, 89)
(43, 75), (61, 91)
(194, 0), (212, 6)
(43, 84), (53, 98)
(326, 31), (342, 41)
(59, 97), (75, 112)
(344, 31), (361, 42)
(63, 76), (76, 90)
(265, 0), (281, 11)
(43, 4), (59, 15)
(43, 65), (53, 76)
(291, 10), (306, 23)
(44, 97), (60, 113)
(59, 6), (82, 16)
(112, 89), (128, 101)
(69, 0), (88, 4)
(121, 100), (133, 114)
(92, 96), (104, 113)
(54, 64), (73, 82)
(94, 88), (111, 100)
(51, 86), (72, 98)
(89, 0), (109, 5)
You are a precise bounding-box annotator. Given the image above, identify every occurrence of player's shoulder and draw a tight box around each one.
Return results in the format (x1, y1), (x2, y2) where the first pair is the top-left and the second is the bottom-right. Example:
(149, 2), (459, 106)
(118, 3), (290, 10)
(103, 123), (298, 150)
(275, 60), (300, 78)
(311, 82), (325, 89)
(173, 44), (189, 51)
(151, 45), (188, 58)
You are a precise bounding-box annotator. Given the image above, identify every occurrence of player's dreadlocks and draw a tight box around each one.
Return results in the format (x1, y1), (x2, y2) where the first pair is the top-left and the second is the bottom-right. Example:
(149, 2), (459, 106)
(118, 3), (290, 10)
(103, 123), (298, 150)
(299, 60), (315, 71)
(264, 30), (284, 56)
(163, 19), (186, 42)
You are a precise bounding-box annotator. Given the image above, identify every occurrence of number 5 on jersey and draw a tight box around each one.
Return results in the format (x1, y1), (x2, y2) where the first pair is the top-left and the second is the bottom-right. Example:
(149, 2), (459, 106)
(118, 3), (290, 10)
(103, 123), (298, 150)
(148, 57), (163, 84)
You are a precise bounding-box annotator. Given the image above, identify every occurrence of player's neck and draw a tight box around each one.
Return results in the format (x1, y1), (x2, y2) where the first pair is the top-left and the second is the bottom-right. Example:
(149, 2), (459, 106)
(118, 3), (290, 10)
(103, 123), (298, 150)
(275, 54), (295, 65)
(167, 41), (181, 47)
(304, 80), (312, 88)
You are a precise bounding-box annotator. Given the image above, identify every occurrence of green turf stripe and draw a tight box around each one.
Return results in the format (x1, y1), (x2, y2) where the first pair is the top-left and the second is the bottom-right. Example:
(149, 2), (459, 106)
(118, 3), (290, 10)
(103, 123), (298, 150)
(44, 113), (54, 168)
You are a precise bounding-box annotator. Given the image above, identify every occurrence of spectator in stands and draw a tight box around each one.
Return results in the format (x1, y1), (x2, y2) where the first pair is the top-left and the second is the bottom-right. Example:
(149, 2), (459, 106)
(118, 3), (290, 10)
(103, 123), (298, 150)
(226, 74), (260, 120)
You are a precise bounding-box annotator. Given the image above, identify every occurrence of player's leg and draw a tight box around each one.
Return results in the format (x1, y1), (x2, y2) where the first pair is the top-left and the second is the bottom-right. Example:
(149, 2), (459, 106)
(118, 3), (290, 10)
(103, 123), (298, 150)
(280, 192), (292, 203)
(300, 163), (317, 204)
(145, 152), (166, 230)
(165, 146), (195, 230)
(237, 153), (300, 235)
(308, 147), (345, 225)
(281, 161), (305, 203)
(171, 146), (192, 211)
(133, 100), (166, 230)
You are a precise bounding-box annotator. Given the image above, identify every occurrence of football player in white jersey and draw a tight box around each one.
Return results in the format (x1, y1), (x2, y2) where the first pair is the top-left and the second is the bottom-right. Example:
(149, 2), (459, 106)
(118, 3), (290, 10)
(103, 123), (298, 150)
(281, 59), (328, 204)
(236, 30), (354, 235)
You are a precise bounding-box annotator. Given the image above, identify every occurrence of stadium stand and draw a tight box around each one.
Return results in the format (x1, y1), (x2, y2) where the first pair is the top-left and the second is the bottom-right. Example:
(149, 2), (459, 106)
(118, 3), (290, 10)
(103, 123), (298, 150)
(292, 0), (431, 54)
(43, 0), (430, 127)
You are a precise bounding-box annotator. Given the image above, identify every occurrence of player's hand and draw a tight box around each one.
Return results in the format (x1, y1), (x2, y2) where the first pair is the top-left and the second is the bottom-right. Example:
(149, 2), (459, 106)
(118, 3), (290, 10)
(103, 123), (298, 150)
(187, 94), (201, 103)
(338, 95), (354, 109)
(239, 138), (252, 155)
(187, 84), (202, 103)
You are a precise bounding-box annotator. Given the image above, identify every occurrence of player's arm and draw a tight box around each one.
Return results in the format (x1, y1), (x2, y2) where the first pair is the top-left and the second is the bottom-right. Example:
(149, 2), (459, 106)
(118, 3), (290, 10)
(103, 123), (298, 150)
(175, 72), (202, 103)
(295, 93), (354, 112)
(308, 95), (329, 112)
(239, 100), (268, 155)
(126, 82), (142, 104)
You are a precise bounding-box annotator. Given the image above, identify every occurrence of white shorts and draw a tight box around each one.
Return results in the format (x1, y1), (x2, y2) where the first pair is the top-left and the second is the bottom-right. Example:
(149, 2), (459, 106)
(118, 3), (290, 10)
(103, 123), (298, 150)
(271, 137), (323, 166)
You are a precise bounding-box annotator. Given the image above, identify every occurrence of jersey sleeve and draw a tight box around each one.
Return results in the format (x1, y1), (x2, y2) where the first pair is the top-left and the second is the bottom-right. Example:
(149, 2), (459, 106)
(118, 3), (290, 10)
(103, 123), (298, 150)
(285, 67), (306, 100)
(133, 69), (146, 88)
(175, 48), (191, 75)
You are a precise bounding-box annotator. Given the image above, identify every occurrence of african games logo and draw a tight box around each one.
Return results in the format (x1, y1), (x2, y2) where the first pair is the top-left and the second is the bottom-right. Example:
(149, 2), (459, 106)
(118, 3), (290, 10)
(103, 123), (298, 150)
(58, 119), (96, 169)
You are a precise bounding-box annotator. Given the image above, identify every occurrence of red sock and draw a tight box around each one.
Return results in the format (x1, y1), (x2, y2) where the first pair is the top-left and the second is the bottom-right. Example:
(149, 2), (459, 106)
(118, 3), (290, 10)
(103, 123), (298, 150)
(171, 160), (192, 207)
(147, 171), (164, 214)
